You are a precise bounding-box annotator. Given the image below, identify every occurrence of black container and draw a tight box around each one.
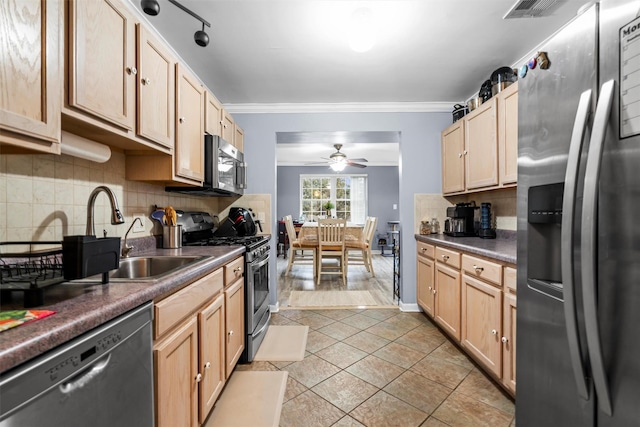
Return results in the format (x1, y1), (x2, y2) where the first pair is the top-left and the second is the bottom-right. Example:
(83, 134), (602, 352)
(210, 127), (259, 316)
(478, 203), (496, 239)
(479, 80), (493, 102)
(62, 235), (120, 283)
(452, 104), (468, 122)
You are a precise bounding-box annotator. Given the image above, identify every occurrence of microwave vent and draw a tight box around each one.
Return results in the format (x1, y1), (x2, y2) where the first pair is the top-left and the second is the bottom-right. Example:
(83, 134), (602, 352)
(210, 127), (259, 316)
(503, 0), (564, 19)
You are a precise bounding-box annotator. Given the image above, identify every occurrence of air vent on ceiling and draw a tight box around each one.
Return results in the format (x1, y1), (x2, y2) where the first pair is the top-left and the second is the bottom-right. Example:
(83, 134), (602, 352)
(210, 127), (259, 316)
(503, 0), (564, 19)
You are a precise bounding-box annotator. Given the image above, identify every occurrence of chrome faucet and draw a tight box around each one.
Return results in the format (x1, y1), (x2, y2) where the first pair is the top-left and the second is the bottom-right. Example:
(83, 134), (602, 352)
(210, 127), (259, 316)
(121, 217), (143, 258)
(86, 186), (125, 236)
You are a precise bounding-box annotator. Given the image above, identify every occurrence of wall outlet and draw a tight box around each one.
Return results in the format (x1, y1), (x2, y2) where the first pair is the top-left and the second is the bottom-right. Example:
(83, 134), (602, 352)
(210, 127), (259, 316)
(258, 212), (266, 222)
(133, 214), (145, 232)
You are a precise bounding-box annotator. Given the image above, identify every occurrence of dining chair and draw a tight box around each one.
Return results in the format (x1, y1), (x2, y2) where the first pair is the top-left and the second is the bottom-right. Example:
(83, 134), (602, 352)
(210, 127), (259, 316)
(316, 218), (347, 284)
(346, 216), (378, 277)
(284, 215), (317, 277)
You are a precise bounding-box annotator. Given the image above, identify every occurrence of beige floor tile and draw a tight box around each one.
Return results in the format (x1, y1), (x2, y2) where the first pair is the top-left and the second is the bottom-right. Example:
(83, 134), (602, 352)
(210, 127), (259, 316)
(420, 417), (452, 427)
(295, 312), (336, 330)
(285, 354), (341, 388)
(305, 330), (338, 353)
(431, 392), (513, 427)
(315, 342), (368, 369)
(270, 360), (294, 369)
(279, 390), (345, 427)
(343, 330), (391, 354)
(350, 390), (428, 427)
(395, 329), (447, 355)
(410, 355), (472, 389)
(311, 371), (379, 413)
(429, 340), (475, 370)
(345, 355), (405, 388)
(455, 369), (515, 416)
(312, 309), (358, 321)
(365, 321), (410, 340)
(269, 313), (301, 326)
(279, 309), (309, 320)
(384, 312), (425, 330)
(373, 342), (427, 369)
(317, 321), (361, 340)
(332, 415), (366, 427)
(284, 376), (308, 402)
(340, 313), (381, 329)
(384, 371), (453, 415)
(359, 308), (400, 321)
(234, 361), (278, 371)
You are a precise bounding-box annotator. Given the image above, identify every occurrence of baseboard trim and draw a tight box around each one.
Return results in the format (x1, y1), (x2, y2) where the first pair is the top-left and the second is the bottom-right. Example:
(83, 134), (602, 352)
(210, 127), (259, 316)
(269, 302), (280, 313)
(399, 302), (421, 312)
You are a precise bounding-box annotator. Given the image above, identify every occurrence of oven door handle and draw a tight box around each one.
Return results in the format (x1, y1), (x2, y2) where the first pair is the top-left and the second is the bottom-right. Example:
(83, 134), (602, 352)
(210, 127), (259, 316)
(250, 252), (270, 270)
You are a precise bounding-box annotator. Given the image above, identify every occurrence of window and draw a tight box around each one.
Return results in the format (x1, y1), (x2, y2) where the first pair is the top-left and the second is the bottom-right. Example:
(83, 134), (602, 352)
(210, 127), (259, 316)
(300, 174), (367, 223)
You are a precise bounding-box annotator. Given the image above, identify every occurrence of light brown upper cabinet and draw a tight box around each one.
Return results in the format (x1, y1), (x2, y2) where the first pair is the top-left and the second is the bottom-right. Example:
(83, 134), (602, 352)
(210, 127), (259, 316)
(465, 98), (499, 190)
(221, 109), (235, 144)
(67, 0), (136, 131)
(441, 120), (465, 194)
(175, 64), (204, 183)
(498, 82), (518, 186)
(137, 24), (175, 149)
(0, 0), (62, 153)
(205, 91), (223, 137)
(234, 124), (244, 152)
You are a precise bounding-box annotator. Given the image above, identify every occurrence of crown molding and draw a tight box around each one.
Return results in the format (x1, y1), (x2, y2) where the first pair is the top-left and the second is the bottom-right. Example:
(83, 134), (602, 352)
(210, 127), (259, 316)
(223, 102), (457, 114)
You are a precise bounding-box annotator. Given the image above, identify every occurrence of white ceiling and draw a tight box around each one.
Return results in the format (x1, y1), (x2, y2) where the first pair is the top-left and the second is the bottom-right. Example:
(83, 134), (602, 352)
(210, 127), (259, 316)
(128, 0), (591, 166)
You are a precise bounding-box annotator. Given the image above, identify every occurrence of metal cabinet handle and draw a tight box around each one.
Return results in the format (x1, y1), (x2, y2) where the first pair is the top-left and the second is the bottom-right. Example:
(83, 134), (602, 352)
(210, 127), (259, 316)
(441, 255), (449, 261)
(501, 336), (508, 343)
(421, 247), (427, 252)
(458, 153), (463, 158)
(562, 88), (593, 402)
(463, 150), (468, 155)
(428, 286), (432, 291)
(179, 117), (185, 124)
(205, 362), (211, 369)
(491, 329), (497, 335)
(195, 373), (202, 383)
(473, 265), (484, 273)
(233, 267), (242, 273)
(432, 289), (436, 295)
(228, 330), (234, 336)
(126, 66), (137, 75)
(142, 77), (151, 85)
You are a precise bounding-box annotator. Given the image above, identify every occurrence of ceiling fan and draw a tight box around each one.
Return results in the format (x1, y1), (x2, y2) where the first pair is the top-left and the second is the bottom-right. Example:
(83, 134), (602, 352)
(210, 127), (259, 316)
(307, 144), (368, 171)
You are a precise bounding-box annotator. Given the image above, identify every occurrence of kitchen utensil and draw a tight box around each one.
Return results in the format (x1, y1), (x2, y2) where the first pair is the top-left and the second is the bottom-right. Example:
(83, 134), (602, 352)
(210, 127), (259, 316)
(479, 80), (493, 102)
(151, 209), (165, 224)
(452, 104), (468, 122)
(490, 66), (517, 96)
(467, 97), (483, 111)
(165, 206), (177, 226)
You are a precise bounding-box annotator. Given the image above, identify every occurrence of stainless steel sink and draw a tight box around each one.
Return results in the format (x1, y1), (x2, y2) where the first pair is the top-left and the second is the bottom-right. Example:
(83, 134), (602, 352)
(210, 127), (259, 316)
(108, 256), (203, 279)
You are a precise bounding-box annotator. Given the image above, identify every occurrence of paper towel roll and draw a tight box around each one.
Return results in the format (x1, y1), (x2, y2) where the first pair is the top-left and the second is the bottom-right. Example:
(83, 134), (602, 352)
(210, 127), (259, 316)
(61, 131), (112, 163)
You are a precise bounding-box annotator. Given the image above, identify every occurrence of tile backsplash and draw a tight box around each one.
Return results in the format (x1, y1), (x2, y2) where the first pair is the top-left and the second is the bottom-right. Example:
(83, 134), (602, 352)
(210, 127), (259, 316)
(0, 151), (238, 248)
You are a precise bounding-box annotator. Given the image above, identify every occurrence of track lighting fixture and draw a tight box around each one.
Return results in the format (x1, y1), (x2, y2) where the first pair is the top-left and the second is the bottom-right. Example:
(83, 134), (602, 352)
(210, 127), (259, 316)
(141, 0), (160, 16)
(142, 0), (212, 47)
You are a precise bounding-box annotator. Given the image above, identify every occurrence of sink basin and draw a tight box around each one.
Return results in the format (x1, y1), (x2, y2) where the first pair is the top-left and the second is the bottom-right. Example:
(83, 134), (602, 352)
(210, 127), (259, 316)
(108, 256), (204, 279)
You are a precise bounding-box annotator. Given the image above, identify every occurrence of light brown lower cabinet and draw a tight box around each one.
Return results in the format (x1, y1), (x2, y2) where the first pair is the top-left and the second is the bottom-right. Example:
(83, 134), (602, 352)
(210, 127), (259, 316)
(416, 242), (435, 317)
(154, 257), (244, 426)
(434, 262), (461, 341)
(502, 292), (517, 394)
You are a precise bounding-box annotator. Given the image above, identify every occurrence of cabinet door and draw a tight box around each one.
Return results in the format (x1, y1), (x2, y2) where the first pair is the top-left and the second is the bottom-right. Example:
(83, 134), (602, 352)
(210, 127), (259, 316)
(225, 279), (245, 378)
(199, 293), (225, 424)
(205, 91), (222, 137)
(441, 121), (465, 194)
(461, 274), (502, 377)
(221, 108), (234, 143)
(417, 254), (435, 317)
(465, 98), (498, 190)
(175, 64), (204, 183)
(499, 83), (518, 186)
(502, 292), (517, 394)
(435, 263), (461, 341)
(68, 0), (136, 130)
(0, 0), (61, 150)
(137, 24), (174, 149)
(234, 124), (244, 152)
(155, 316), (198, 427)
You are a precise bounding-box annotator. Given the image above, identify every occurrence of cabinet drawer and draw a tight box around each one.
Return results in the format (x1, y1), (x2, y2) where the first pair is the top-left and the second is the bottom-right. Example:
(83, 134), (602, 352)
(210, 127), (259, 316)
(462, 255), (502, 287)
(504, 266), (517, 293)
(155, 268), (224, 338)
(417, 241), (435, 258)
(224, 256), (244, 286)
(436, 247), (461, 269)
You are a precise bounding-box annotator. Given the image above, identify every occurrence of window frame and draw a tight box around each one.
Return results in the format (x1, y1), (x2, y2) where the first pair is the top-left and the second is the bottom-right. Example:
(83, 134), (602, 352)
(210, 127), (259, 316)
(299, 174), (368, 224)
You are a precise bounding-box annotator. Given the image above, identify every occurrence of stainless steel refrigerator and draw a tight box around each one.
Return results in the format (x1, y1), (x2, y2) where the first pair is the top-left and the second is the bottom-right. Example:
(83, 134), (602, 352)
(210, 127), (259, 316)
(517, 1), (640, 426)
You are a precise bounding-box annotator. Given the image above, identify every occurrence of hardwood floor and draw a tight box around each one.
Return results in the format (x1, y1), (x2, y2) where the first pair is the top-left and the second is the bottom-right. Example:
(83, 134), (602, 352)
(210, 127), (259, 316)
(277, 251), (397, 308)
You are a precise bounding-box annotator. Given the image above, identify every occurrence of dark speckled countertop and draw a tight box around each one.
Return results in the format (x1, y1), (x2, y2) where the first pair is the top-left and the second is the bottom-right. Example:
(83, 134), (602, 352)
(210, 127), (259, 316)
(0, 245), (245, 374)
(415, 232), (516, 265)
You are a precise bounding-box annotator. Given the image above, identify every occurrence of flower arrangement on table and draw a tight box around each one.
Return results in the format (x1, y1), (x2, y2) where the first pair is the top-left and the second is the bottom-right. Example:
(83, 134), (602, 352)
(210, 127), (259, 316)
(322, 201), (335, 217)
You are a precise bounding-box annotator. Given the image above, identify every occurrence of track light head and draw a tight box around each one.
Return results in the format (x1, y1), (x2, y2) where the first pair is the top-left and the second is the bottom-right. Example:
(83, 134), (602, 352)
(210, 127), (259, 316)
(194, 23), (209, 47)
(141, 0), (160, 16)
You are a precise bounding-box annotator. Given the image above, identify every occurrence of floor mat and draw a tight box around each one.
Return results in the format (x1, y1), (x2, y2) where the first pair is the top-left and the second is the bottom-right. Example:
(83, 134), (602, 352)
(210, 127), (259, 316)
(204, 371), (288, 427)
(253, 325), (308, 361)
(289, 290), (377, 307)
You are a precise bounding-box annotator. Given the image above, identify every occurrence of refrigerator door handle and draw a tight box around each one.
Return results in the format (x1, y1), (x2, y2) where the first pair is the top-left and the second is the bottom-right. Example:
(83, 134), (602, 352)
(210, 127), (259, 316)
(582, 79), (615, 416)
(561, 89), (593, 401)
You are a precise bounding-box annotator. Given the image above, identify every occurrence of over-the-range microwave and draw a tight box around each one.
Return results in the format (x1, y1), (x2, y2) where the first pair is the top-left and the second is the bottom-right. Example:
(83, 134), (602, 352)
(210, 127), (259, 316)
(166, 134), (247, 197)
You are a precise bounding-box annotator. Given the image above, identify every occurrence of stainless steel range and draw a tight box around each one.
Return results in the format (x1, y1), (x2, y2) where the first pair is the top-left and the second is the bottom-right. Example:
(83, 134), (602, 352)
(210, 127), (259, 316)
(178, 211), (271, 363)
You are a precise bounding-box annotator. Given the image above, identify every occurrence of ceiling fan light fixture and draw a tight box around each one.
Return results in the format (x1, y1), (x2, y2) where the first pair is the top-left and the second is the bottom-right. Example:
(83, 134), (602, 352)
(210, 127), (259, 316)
(330, 161), (346, 172)
(348, 7), (375, 52)
(141, 0), (160, 16)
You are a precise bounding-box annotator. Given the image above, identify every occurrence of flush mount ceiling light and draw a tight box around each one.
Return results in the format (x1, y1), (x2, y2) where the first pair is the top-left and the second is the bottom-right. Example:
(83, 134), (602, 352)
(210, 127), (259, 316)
(142, 0), (211, 47)
(348, 7), (375, 52)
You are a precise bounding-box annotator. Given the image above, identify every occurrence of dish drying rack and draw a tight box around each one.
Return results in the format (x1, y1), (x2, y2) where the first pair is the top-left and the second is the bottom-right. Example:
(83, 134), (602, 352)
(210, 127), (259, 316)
(0, 241), (65, 308)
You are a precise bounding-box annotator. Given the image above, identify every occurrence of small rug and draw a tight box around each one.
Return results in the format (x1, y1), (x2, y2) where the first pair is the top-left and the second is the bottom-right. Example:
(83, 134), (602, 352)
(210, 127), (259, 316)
(289, 290), (377, 307)
(204, 371), (288, 427)
(254, 325), (309, 361)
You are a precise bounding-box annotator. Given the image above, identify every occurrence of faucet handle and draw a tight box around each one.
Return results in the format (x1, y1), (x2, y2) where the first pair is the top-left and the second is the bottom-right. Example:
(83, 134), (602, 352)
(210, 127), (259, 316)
(121, 244), (134, 258)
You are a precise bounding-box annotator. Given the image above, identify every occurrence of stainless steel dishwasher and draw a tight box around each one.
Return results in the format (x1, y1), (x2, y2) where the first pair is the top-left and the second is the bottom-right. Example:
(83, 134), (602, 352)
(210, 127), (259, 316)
(0, 302), (154, 426)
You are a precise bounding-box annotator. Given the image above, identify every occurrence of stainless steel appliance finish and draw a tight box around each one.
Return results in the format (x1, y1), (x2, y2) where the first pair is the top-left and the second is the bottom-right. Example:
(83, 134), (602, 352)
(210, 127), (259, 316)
(0, 302), (154, 426)
(165, 134), (246, 197)
(517, 1), (640, 425)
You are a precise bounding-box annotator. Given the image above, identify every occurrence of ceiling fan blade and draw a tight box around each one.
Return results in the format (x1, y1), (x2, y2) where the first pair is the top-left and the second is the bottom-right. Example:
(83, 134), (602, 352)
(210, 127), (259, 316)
(348, 161), (367, 168)
(348, 158), (368, 163)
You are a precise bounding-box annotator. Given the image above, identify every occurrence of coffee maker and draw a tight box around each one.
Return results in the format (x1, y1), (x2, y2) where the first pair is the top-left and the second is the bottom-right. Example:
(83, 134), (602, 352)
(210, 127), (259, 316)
(444, 203), (477, 237)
